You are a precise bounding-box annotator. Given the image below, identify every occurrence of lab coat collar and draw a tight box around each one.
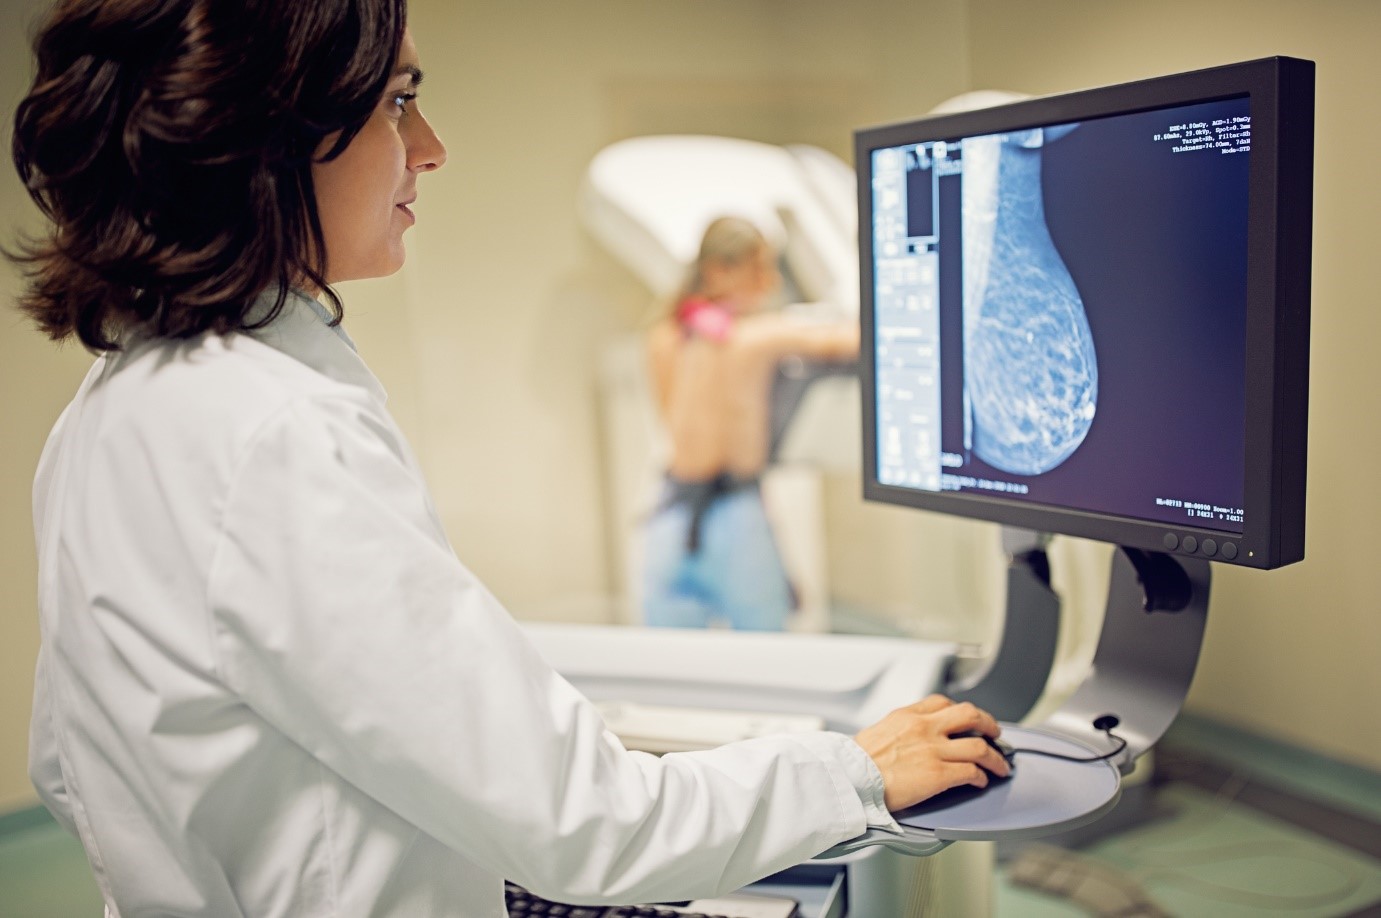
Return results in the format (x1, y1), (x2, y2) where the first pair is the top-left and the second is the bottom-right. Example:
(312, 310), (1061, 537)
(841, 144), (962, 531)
(246, 288), (389, 405)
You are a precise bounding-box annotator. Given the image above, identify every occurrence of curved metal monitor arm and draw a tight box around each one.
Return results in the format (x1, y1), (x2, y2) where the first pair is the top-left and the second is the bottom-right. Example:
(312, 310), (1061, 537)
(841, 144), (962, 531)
(949, 529), (1211, 774)
(945, 529), (1060, 724)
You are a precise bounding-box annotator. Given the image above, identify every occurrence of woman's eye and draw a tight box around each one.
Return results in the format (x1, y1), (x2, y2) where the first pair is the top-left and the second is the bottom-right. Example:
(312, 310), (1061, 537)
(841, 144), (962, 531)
(391, 91), (417, 115)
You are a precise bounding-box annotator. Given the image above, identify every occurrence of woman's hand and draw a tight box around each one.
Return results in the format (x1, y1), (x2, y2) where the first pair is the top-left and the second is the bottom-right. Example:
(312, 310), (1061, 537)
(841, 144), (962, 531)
(853, 694), (1011, 811)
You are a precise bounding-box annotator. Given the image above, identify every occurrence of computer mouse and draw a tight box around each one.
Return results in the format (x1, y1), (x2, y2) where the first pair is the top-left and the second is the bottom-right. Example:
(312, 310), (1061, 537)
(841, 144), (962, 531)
(951, 730), (1016, 774)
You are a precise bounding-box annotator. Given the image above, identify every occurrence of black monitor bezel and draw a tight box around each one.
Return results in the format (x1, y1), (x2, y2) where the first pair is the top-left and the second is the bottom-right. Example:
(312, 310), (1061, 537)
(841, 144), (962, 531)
(856, 57), (1314, 570)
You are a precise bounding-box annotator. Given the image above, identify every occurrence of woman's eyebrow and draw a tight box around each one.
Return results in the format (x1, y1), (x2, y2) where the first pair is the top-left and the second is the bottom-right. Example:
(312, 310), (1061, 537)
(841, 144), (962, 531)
(394, 64), (424, 86)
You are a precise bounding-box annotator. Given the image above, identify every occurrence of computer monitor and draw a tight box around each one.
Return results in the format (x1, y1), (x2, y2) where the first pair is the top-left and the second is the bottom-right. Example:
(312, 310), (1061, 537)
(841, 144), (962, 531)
(856, 57), (1314, 570)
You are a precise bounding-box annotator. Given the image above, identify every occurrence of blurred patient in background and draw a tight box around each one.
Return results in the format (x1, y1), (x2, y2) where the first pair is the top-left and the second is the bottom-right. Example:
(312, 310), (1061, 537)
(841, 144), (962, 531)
(643, 216), (859, 630)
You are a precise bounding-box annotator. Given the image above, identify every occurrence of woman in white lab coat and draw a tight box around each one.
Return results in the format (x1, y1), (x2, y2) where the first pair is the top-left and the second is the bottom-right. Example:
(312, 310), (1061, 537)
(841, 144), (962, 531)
(12, 1), (1011, 915)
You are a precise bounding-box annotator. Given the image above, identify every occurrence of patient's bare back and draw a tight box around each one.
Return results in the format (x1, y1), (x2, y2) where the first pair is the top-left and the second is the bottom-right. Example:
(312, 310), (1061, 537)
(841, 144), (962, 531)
(648, 312), (858, 481)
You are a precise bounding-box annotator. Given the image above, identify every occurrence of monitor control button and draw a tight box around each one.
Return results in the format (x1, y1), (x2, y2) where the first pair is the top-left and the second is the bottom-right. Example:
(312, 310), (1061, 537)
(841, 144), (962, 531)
(1221, 542), (1239, 560)
(1182, 535), (1199, 553)
(1162, 533), (1180, 551)
(1201, 539), (1217, 557)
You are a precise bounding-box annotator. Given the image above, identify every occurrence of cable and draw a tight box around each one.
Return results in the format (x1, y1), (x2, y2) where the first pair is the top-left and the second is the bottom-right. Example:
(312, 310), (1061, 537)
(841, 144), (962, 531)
(1012, 732), (1128, 764)
(1009, 716), (1129, 764)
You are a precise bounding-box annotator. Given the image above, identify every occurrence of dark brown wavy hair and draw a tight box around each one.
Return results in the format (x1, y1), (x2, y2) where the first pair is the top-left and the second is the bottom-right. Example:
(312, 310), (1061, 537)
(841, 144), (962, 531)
(9, 0), (407, 351)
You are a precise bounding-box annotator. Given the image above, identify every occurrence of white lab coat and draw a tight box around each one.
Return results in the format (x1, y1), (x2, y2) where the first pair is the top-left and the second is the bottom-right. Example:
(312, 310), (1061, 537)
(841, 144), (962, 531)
(29, 290), (897, 917)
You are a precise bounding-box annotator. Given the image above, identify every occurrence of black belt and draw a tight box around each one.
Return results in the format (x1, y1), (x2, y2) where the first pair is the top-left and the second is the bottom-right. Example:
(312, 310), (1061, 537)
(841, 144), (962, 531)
(657, 474), (760, 553)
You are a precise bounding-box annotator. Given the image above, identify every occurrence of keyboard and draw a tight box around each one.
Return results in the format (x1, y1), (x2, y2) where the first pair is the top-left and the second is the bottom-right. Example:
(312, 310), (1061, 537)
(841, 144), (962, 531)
(504, 882), (800, 918)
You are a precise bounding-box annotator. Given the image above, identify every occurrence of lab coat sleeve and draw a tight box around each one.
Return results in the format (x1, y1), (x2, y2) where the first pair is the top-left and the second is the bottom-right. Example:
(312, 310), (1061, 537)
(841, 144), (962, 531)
(29, 397), (79, 838)
(28, 644), (78, 837)
(206, 394), (874, 904)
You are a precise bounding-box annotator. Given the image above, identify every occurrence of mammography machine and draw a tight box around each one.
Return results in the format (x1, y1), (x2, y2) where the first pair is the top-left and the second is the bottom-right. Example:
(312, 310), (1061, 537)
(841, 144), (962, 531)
(527, 56), (1315, 916)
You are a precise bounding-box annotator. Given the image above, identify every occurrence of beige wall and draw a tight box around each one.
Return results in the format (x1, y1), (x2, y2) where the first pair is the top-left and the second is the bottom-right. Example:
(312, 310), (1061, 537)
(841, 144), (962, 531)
(1, 0), (1376, 812)
(386, 0), (971, 622)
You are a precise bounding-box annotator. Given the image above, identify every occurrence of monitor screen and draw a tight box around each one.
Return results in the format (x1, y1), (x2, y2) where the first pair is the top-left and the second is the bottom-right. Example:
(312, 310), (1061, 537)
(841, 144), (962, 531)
(856, 58), (1314, 569)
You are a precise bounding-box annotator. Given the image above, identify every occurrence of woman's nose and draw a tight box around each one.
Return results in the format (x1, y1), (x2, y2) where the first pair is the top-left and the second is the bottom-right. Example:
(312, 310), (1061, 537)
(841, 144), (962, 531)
(409, 114), (447, 172)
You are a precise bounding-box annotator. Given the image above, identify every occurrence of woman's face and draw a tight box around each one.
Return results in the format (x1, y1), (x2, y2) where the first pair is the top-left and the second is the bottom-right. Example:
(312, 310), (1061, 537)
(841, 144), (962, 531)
(312, 30), (447, 283)
(707, 244), (781, 312)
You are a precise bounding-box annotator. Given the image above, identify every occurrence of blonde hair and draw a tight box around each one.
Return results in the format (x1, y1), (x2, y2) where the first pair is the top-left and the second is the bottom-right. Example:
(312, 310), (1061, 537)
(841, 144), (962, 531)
(675, 216), (767, 305)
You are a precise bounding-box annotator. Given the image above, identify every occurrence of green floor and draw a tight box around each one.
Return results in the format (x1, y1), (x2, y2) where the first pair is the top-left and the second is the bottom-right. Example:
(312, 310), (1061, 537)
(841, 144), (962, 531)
(995, 716), (1381, 917)
(0, 808), (103, 917)
(2, 715), (1378, 917)
(996, 782), (1381, 916)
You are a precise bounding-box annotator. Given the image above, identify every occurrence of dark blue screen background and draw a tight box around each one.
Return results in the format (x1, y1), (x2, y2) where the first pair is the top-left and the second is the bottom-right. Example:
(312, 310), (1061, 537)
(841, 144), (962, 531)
(942, 97), (1251, 532)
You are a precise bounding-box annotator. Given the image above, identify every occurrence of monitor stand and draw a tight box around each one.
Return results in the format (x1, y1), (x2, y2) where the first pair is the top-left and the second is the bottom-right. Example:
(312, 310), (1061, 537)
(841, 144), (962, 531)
(945, 529), (1061, 723)
(826, 539), (1212, 856)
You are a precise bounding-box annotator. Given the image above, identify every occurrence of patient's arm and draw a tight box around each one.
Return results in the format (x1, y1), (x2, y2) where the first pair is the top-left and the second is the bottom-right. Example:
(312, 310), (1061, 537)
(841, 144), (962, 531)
(736, 312), (859, 364)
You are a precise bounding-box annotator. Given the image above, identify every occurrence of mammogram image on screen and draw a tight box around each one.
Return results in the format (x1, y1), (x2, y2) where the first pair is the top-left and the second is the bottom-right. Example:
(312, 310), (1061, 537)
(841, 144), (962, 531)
(961, 126), (1098, 475)
(871, 95), (1251, 532)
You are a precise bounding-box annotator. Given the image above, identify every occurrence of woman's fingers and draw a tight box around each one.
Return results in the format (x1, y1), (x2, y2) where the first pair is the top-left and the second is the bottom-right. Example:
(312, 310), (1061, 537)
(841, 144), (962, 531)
(935, 699), (1001, 738)
(908, 694), (953, 715)
(855, 696), (1011, 809)
(942, 735), (1012, 777)
(942, 761), (989, 791)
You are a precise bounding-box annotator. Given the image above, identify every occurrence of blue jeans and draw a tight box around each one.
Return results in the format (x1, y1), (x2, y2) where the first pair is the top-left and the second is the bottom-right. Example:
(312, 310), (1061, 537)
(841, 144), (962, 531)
(641, 481), (792, 631)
